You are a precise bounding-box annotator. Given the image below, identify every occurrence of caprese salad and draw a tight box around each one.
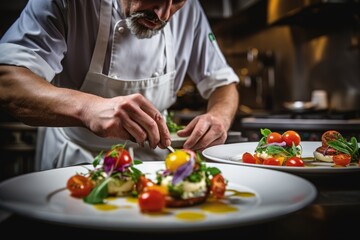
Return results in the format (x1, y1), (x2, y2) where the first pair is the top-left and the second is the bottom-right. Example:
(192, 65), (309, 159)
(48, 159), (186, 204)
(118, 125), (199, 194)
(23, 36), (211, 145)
(137, 149), (227, 212)
(313, 130), (360, 167)
(66, 144), (143, 204)
(242, 128), (305, 167)
(66, 144), (228, 213)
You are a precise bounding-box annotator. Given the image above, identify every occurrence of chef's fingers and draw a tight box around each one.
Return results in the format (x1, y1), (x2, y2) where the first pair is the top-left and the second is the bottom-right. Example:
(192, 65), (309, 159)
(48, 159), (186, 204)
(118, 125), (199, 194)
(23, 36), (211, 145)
(180, 115), (226, 150)
(119, 94), (170, 148)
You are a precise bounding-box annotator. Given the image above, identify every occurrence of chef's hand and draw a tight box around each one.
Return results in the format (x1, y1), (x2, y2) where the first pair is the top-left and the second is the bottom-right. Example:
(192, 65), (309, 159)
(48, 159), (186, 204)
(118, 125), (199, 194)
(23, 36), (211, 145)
(84, 93), (171, 149)
(176, 113), (228, 151)
(175, 83), (239, 151)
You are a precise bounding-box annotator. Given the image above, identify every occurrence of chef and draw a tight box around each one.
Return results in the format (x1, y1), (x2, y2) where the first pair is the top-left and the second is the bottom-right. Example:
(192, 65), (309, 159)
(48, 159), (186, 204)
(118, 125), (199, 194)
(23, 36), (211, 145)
(0, 0), (239, 170)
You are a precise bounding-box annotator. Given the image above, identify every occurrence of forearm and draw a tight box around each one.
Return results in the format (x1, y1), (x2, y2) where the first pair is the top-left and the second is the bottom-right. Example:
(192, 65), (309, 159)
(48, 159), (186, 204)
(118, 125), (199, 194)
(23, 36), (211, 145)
(0, 65), (95, 127)
(206, 83), (239, 131)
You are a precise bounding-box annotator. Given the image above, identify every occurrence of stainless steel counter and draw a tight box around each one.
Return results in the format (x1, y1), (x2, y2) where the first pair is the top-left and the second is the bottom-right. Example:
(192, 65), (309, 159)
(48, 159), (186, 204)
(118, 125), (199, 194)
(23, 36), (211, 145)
(240, 117), (360, 131)
(236, 117), (360, 141)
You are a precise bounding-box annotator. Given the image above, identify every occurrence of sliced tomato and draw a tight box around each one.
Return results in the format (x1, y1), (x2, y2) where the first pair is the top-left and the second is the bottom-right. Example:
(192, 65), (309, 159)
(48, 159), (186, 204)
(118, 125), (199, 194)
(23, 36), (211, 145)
(242, 152), (257, 164)
(104, 145), (132, 172)
(282, 130), (301, 147)
(285, 156), (305, 167)
(138, 189), (166, 213)
(266, 132), (283, 144)
(66, 175), (94, 198)
(321, 130), (342, 147)
(210, 174), (227, 199)
(263, 157), (282, 166)
(136, 175), (155, 194)
(333, 153), (351, 167)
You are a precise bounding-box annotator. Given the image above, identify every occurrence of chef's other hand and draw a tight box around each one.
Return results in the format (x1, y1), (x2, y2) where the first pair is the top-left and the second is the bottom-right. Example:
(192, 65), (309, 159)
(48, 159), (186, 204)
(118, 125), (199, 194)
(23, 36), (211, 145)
(84, 93), (171, 149)
(176, 113), (228, 151)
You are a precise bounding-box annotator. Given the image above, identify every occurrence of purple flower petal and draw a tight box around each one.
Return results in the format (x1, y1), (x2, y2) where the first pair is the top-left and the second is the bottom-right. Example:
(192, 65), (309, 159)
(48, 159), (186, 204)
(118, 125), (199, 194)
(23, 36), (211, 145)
(323, 145), (329, 155)
(172, 156), (195, 185)
(262, 141), (287, 148)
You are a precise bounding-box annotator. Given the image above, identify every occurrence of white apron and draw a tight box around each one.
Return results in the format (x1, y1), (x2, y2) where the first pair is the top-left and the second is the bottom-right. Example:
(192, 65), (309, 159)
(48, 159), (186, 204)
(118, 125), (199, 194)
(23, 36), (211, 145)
(36, 0), (176, 170)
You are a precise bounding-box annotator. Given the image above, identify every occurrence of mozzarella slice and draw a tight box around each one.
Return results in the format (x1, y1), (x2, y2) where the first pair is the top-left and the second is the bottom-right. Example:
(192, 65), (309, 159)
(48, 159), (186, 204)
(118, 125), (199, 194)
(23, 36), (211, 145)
(313, 151), (334, 162)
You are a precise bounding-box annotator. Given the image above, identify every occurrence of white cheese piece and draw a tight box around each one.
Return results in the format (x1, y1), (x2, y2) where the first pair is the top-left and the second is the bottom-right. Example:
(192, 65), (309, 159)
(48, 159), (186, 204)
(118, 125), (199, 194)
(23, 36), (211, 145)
(313, 151), (334, 162)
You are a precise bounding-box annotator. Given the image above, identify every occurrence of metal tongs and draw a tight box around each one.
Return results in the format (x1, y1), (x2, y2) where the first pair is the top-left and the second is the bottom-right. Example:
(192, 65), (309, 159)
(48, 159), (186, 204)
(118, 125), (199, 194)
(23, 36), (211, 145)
(143, 140), (175, 153)
(167, 145), (175, 153)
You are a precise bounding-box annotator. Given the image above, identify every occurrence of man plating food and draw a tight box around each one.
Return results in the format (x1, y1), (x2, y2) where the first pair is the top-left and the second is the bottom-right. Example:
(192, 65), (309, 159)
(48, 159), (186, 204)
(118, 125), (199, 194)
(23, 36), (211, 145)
(0, 0), (239, 170)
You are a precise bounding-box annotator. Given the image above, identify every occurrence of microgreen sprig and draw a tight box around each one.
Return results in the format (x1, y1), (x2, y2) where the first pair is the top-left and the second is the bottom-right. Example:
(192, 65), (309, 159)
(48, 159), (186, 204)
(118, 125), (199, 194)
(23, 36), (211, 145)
(327, 136), (360, 163)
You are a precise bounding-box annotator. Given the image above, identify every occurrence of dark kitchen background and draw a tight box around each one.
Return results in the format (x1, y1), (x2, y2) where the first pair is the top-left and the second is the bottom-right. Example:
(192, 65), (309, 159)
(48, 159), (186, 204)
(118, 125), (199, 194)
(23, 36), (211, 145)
(0, 0), (359, 180)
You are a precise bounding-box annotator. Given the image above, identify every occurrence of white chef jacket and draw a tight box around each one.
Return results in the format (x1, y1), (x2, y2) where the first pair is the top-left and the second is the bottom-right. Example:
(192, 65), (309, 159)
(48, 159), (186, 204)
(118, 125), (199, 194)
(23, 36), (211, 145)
(0, 0), (239, 98)
(0, 0), (239, 169)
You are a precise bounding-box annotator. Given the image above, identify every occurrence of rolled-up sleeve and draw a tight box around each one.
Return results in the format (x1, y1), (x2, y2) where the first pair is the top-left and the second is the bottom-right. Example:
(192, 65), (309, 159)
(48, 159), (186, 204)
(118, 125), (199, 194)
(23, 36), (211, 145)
(0, 0), (67, 82)
(0, 43), (55, 81)
(173, 0), (239, 100)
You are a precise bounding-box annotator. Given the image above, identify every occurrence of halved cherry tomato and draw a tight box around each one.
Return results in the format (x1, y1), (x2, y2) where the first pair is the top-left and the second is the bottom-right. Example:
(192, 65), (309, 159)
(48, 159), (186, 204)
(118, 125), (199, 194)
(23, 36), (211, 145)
(285, 156), (305, 167)
(104, 145), (132, 172)
(136, 175), (155, 194)
(66, 175), (94, 198)
(138, 189), (166, 213)
(333, 153), (351, 167)
(321, 130), (342, 147)
(165, 149), (191, 173)
(282, 130), (301, 147)
(263, 157), (282, 166)
(242, 152), (257, 164)
(210, 174), (227, 199)
(267, 132), (283, 144)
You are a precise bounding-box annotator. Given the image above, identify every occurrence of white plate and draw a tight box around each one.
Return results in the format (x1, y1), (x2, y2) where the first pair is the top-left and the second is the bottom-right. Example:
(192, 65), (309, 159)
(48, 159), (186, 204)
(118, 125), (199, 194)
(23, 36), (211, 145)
(0, 162), (316, 232)
(202, 141), (360, 174)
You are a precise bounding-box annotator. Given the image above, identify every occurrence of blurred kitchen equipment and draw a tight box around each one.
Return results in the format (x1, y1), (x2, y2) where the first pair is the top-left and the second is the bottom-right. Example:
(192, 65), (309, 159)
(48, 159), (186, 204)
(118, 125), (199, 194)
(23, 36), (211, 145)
(330, 89), (360, 113)
(0, 121), (37, 181)
(283, 101), (316, 112)
(235, 48), (276, 112)
(311, 90), (328, 110)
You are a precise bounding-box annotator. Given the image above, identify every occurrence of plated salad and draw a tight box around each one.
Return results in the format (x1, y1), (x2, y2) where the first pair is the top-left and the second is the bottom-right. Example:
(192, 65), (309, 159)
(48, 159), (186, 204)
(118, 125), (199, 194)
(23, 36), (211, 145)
(242, 128), (305, 167)
(241, 128), (360, 168)
(66, 144), (227, 213)
(313, 130), (360, 167)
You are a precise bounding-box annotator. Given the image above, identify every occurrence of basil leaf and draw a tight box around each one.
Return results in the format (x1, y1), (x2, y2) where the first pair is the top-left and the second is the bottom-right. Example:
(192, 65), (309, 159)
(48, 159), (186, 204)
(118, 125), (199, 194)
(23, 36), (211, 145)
(84, 177), (112, 204)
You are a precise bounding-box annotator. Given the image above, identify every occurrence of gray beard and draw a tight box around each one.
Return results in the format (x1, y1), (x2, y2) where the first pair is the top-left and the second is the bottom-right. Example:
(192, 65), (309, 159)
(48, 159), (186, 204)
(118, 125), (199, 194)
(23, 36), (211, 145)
(125, 12), (166, 39)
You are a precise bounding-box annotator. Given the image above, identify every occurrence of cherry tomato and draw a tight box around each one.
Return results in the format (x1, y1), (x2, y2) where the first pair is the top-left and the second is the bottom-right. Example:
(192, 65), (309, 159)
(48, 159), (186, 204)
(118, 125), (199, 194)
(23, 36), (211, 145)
(321, 130), (342, 147)
(66, 175), (94, 198)
(266, 132), (283, 144)
(263, 157), (282, 166)
(136, 175), (155, 194)
(165, 149), (191, 173)
(138, 189), (166, 213)
(282, 130), (301, 147)
(104, 145), (132, 172)
(242, 152), (257, 164)
(210, 174), (227, 199)
(333, 154), (351, 167)
(285, 156), (305, 167)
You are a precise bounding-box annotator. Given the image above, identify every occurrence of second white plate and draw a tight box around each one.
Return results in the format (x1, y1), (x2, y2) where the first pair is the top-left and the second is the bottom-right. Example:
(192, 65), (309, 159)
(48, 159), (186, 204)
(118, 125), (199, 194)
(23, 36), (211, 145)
(202, 141), (360, 174)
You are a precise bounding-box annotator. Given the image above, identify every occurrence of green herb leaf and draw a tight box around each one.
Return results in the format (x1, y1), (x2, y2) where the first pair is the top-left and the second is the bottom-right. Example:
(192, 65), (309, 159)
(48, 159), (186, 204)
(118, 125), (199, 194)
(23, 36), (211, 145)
(84, 177), (112, 204)
(327, 137), (360, 163)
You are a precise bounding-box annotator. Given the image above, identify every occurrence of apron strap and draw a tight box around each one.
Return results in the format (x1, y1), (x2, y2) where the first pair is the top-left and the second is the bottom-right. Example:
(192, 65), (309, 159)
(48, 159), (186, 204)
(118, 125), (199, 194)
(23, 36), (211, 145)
(89, 0), (112, 73)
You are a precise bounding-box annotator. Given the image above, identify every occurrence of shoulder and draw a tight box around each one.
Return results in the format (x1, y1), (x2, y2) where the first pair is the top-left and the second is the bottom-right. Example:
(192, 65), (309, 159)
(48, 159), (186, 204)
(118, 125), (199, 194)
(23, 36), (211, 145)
(174, 0), (205, 23)
(24, 0), (100, 19)
(170, 0), (210, 36)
